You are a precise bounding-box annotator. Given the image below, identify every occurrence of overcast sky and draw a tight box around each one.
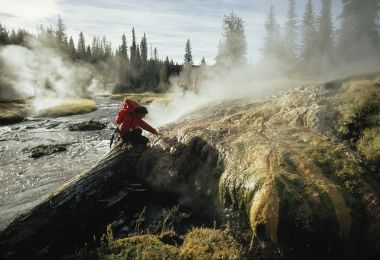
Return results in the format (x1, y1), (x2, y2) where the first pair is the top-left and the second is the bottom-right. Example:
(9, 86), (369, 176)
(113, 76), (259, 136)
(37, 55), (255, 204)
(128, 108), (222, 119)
(0, 0), (342, 64)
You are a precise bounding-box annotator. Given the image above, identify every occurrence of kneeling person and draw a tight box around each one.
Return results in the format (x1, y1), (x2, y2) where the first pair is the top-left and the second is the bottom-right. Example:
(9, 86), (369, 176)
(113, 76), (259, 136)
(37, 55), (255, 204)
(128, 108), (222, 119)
(119, 105), (159, 145)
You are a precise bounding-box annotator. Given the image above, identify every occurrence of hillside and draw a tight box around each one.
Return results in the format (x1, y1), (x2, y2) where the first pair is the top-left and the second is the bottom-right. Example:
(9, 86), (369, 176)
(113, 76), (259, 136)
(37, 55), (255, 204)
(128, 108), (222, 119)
(124, 72), (380, 258)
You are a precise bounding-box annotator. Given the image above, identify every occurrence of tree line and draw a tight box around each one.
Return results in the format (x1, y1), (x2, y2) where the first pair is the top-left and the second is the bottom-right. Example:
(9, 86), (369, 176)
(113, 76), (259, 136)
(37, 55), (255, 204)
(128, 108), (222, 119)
(1, 0), (379, 94)
(262, 0), (380, 76)
(0, 17), (183, 93)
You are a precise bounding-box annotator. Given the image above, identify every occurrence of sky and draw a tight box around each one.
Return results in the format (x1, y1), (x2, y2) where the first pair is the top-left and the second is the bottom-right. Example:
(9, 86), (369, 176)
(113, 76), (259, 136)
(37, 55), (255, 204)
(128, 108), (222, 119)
(0, 0), (342, 64)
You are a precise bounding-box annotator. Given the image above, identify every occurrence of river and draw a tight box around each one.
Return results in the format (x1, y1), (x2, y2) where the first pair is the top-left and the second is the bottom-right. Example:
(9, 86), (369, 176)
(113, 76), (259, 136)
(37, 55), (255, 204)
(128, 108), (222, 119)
(0, 97), (122, 231)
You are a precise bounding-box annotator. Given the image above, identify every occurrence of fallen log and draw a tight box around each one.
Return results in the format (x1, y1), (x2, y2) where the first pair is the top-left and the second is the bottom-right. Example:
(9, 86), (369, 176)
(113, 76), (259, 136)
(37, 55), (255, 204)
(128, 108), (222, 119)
(0, 142), (145, 259)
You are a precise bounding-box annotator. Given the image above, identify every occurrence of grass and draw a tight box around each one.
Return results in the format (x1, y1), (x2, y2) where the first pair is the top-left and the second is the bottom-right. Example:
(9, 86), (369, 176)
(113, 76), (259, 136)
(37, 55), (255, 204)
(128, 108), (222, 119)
(180, 228), (243, 259)
(332, 77), (380, 139)
(358, 127), (380, 167)
(329, 75), (380, 171)
(36, 98), (97, 118)
(0, 99), (29, 124)
(96, 226), (243, 259)
(110, 92), (170, 105)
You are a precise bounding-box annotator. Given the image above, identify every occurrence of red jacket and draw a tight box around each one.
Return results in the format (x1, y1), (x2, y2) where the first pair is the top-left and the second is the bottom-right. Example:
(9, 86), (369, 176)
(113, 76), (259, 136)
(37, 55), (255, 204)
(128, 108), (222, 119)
(119, 112), (158, 136)
(115, 99), (157, 136)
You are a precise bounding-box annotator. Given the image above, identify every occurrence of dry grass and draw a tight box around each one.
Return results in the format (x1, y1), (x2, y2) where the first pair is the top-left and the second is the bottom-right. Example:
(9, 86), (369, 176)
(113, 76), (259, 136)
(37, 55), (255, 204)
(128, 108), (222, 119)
(330, 76), (380, 168)
(110, 92), (170, 105)
(36, 98), (97, 118)
(97, 227), (243, 260)
(358, 127), (380, 165)
(332, 78), (380, 138)
(102, 234), (179, 260)
(0, 99), (29, 124)
(180, 228), (243, 259)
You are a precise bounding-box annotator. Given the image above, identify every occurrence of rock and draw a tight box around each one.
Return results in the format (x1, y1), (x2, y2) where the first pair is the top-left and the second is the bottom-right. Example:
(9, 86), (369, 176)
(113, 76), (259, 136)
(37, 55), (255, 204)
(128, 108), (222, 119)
(159, 231), (183, 246)
(68, 120), (106, 131)
(136, 73), (380, 257)
(0, 99), (29, 125)
(28, 144), (67, 158)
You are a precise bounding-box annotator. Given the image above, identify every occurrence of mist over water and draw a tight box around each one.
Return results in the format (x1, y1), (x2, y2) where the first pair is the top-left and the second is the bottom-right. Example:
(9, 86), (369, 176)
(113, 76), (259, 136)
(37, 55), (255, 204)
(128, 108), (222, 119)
(0, 38), (104, 114)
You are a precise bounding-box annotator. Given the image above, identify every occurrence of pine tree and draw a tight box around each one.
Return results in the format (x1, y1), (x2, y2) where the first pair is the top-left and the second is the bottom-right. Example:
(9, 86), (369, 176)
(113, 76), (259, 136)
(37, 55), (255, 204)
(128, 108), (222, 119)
(263, 5), (280, 58)
(301, 0), (316, 67)
(317, 0), (334, 70)
(216, 12), (247, 66)
(118, 35), (129, 87)
(140, 33), (148, 64)
(103, 36), (112, 59)
(336, 0), (380, 63)
(215, 39), (225, 65)
(283, 0), (298, 66)
(160, 56), (169, 84)
(0, 23), (8, 44)
(55, 16), (68, 49)
(184, 39), (193, 65)
(91, 37), (99, 61)
(86, 45), (92, 60)
(68, 36), (76, 60)
(130, 27), (137, 65)
(153, 47), (158, 61)
(201, 56), (206, 66)
(136, 44), (141, 65)
(8, 29), (30, 45)
(118, 34), (128, 61)
(77, 32), (86, 59)
(39, 26), (55, 47)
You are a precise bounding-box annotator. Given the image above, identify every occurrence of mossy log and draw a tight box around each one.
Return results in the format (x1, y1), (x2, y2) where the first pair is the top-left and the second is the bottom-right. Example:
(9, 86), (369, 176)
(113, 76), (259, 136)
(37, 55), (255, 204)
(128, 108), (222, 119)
(0, 143), (144, 259)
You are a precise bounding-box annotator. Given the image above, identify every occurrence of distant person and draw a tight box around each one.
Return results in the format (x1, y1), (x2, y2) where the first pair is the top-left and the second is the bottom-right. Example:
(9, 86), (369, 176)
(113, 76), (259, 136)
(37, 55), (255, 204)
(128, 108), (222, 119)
(113, 99), (159, 146)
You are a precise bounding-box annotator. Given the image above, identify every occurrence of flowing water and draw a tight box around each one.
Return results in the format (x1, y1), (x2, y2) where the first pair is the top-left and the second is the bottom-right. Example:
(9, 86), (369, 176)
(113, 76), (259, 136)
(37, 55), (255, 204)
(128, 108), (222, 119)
(0, 97), (121, 231)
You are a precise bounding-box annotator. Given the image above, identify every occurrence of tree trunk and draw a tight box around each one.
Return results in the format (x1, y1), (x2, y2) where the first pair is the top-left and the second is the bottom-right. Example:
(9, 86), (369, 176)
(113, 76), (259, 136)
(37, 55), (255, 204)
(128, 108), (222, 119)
(0, 143), (145, 259)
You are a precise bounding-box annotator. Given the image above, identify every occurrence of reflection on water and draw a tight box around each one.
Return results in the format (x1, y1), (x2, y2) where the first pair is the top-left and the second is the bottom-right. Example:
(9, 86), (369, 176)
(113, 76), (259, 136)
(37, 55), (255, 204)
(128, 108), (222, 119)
(0, 97), (120, 230)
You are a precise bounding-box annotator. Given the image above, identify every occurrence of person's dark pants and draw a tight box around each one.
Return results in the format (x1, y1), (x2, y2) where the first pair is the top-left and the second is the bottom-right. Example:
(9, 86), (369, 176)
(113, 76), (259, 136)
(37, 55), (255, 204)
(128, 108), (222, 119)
(122, 128), (149, 145)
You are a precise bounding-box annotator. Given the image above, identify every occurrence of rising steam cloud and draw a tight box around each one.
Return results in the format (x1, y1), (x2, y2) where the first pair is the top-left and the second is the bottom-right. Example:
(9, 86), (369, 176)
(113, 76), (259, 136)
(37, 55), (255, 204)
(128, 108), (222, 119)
(148, 60), (291, 127)
(0, 38), (101, 113)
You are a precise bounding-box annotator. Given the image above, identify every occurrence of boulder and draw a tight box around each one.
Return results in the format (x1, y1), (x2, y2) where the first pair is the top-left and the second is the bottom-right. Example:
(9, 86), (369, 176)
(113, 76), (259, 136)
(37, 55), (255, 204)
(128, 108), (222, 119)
(68, 120), (107, 131)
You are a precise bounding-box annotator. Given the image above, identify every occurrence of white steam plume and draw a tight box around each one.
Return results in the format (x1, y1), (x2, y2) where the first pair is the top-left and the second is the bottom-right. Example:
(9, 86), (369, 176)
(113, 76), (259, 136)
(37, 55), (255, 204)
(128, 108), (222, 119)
(147, 59), (306, 128)
(0, 38), (103, 113)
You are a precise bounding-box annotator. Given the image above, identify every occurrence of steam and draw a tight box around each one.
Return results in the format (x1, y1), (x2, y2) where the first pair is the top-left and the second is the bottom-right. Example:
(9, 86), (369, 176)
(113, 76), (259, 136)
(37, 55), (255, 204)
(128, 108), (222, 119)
(148, 60), (298, 127)
(148, 1), (380, 129)
(0, 37), (103, 114)
(148, 52), (380, 129)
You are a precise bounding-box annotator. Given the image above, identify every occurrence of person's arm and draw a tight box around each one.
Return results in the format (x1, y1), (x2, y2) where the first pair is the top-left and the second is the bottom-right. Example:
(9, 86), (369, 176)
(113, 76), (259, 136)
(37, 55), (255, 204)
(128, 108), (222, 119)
(119, 113), (133, 136)
(138, 119), (158, 135)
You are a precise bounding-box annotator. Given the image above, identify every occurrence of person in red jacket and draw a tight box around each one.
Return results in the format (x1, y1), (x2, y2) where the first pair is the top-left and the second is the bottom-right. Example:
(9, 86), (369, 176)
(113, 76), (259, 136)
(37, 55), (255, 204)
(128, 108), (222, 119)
(118, 104), (159, 145)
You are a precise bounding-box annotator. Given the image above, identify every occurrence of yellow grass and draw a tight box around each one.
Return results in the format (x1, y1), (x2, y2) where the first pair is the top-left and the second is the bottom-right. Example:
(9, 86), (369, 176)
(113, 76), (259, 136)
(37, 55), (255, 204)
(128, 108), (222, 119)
(36, 98), (97, 118)
(0, 99), (29, 124)
(110, 92), (170, 105)
(98, 227), (243, 259)
(180, 228), (243, 259)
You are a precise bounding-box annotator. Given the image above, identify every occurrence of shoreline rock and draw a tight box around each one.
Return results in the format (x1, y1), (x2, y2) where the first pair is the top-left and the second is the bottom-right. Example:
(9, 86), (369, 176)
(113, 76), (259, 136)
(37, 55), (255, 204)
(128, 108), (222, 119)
(68, 120), (107, 131)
